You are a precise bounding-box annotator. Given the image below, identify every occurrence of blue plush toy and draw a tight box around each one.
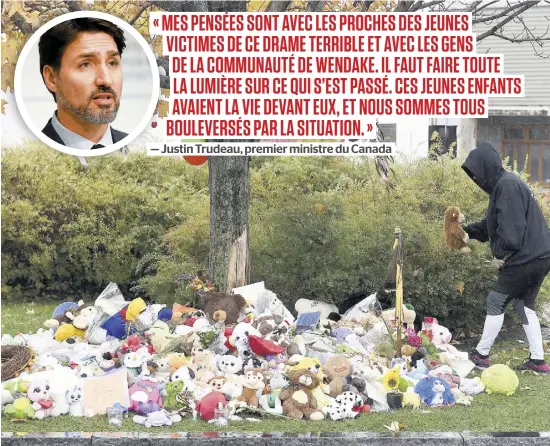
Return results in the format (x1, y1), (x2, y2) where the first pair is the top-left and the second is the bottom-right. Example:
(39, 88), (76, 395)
(406, 359), (429, 382)
(158, 308), (173, 322)
(413, 376), (455, 407)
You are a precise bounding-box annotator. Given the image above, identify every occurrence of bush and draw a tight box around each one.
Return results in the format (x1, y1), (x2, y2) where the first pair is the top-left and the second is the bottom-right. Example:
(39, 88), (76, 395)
(249, 153), (545, 329)
(1, 144), (209, 303)
(3, 142), (548, 329)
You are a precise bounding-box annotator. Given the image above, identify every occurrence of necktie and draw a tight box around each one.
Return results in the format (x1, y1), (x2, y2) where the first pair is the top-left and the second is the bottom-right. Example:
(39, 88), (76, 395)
(91, 144), (105, 150)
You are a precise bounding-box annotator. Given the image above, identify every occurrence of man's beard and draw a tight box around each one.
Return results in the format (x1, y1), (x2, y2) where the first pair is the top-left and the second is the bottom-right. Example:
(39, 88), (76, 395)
(58, 88), (120, 124)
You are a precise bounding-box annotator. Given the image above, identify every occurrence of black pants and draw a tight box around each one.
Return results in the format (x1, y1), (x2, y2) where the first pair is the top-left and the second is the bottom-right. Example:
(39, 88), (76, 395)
(487, 257), (550, 323)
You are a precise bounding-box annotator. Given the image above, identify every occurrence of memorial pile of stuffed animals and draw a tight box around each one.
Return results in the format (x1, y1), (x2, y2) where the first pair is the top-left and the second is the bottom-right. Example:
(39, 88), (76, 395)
(1, 279), (520, 427)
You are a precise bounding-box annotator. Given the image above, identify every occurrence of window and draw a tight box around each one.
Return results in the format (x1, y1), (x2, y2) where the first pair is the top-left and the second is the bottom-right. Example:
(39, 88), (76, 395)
(502, 124), (550, 185)
(377, 123), (397, 143)
(428, 125), (457, 158)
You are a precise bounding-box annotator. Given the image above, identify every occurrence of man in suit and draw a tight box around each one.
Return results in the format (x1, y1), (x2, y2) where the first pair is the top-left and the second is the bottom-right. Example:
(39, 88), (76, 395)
(39, 18), (128, 150)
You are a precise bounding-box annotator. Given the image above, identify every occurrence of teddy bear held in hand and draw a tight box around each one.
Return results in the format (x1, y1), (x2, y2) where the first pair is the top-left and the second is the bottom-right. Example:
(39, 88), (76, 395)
(444, 206), (471, 253)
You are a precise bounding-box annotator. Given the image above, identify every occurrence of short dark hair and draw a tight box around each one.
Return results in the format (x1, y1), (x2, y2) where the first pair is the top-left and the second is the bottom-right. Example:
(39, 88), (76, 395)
(38, 18), (126, 101)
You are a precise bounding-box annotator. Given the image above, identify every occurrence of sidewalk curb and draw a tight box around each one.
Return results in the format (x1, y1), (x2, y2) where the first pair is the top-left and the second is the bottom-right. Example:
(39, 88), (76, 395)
(2, 432), (549, 445)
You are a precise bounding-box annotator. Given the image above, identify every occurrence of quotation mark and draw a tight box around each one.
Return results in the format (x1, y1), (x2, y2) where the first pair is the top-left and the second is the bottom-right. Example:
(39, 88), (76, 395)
(154, 18), (159, 27)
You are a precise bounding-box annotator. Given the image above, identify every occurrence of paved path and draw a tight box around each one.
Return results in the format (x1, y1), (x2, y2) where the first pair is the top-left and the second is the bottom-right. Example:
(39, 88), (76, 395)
(2, 432), (550, 446)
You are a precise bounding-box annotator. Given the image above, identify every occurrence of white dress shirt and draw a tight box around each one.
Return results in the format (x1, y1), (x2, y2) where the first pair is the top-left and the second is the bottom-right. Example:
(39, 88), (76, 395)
(51, 111), (113, 149)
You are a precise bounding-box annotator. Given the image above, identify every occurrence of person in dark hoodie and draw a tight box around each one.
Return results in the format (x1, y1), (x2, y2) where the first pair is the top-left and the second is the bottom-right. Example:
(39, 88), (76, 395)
(461, 141), (550, 373)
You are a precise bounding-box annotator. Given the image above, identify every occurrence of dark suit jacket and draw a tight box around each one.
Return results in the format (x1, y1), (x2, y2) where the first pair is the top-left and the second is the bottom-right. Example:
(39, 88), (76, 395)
(42, 118), (128, 149)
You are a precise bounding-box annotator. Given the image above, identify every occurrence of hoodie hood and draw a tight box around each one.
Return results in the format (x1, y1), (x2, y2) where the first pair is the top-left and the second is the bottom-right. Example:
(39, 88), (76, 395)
(462, 142), (505, 194)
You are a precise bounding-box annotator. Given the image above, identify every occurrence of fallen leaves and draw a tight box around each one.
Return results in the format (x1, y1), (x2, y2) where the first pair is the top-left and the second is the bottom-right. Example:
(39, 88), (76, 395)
(384, 421), (405, 432)
(314, 204), (327, 215)
(157, 100), (169, 118)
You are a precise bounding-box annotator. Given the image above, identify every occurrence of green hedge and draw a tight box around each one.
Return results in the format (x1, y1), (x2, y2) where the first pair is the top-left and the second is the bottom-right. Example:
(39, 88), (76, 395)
(2, 143), (549, 329)
(1, 144), (210, 302)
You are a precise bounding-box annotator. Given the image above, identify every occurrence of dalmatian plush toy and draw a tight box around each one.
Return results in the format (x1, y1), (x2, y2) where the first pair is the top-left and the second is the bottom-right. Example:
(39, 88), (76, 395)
(335, 391), (362, 419)
(325, 401), (345, 421)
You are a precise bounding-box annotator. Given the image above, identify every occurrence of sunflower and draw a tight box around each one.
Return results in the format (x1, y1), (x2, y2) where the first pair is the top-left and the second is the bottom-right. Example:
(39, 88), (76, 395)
(383, 369), (400, 391)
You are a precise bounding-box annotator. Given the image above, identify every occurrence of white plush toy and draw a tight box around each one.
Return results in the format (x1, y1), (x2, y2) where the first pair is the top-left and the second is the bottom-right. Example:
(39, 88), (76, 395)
(50, 390), (70, 417)
(451, 388), (473, 406)
(261, 289), (295, 323)
(71, 302), (99, 330)
(219, 380), (242, 400)
(151, 357), (172, 383)
(229, 322), (261, 358)
(258, 393), (283, 415)
(133, 410), (181, 427)
(459, 377), (486, 395)
(325, 392), (362, 420)
(216, 355), (243, 375)
(232, 283), (295, 324)
(268, 373), (289, 391)
(325, 401), (346, 421)
(430, 323), (467, 359)
(27, 377), (55, 419)
(294, 298), (338, 319)
(171, 366), (196, 393)
(75, 361), (103, 379)
(335, 391), (362, 419)
(67, 385), (83, 417)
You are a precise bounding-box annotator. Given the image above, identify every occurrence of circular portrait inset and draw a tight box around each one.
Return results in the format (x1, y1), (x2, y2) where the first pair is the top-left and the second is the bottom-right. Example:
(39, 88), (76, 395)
(14, 11), (160, 157)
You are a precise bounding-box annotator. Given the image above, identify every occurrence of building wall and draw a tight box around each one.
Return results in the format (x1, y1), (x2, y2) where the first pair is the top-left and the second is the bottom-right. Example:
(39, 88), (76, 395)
(398, 4), (550, 158)
(477, 115), (550, 153)
(474, 4), (550, 109)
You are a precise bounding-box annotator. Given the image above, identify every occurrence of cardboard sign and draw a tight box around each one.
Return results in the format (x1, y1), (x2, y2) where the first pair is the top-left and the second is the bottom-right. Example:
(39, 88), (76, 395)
(82, 368), (129, 416)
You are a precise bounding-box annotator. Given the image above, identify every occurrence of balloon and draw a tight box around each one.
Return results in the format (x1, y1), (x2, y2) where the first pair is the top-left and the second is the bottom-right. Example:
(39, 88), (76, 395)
(184, 156), (208, 166)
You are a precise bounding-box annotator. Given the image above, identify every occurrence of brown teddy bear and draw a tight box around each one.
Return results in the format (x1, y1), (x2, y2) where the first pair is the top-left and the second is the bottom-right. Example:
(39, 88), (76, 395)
(444, 206), (471, 253)
(279, 370), (324, 420)
(324, 356), (352, 397)
(199, 292), (247, 325)
(43, 300), (92, 329)
(237, 368), (267, 407)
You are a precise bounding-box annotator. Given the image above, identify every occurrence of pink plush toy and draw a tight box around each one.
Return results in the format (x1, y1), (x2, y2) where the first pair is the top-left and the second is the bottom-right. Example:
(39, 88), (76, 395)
(128, 378), (163, 415)
(429, 323), (462, 357)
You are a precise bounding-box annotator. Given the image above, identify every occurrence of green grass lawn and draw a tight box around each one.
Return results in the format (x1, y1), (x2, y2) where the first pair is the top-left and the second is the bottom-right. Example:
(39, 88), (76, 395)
(1, 301), (55, 336)
(2, 301), (550, 433)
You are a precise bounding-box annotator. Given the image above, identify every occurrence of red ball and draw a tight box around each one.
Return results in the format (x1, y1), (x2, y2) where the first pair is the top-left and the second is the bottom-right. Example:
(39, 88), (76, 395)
(184, 156), (208, 166)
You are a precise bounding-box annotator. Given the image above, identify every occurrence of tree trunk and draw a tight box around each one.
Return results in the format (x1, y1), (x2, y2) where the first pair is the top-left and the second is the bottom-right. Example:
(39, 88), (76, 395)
(153, 0), (249, 293)
(208, 157), (250, 292)
(457, 118), (477, 157)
